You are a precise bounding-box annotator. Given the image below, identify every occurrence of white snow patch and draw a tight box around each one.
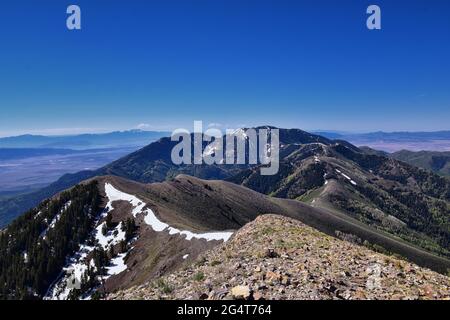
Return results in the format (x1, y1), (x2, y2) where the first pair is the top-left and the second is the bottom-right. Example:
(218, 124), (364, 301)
(232, 128), (248, 139)
(203, 143), (220, 157)
(72, 261), (89, 284)
(46, 243), (95, 300)
(167, 227), (233, 242)
(48, 214), (62, 230)
(341, 173), (351, 180)
(323, 173), (329, 185)
(95, 221), (126, 250)
(50, 201), (72, 229)
(335, 170), (357, 186)
(46, 199), (129, 300)
(105, 183), (233, 242)
(106, 253), (127, 277)
(48, 244), (129, 299)
(143, 209), (170, 232)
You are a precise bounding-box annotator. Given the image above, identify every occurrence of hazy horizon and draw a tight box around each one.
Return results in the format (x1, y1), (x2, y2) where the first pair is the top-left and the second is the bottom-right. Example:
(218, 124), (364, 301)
(1, 1), (450, 136)
(2, 125), (450, 139)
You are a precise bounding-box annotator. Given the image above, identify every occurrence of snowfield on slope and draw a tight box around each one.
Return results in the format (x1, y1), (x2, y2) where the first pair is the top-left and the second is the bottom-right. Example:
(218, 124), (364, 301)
(336, 169), (357, 186)
(95, 221), (126, 248)
(104, 183), (233, 242)
(46, 197), (130, 300)
(46, 182), (233, 300)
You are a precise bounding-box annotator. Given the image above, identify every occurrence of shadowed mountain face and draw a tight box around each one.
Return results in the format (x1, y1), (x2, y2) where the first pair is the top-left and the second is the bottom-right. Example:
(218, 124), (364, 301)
(229, 141), (450, 260)
(0, 128), (449, 266)
(1, 175), (449, 299)
(389, 150), (450, 177)
(100, 127), (331, 182)
(358, 147), (450, 177)
(0, 128), (331, 227)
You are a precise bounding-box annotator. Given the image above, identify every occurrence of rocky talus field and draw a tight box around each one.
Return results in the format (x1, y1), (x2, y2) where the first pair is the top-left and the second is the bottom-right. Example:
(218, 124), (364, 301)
(109, 215), (450, 300)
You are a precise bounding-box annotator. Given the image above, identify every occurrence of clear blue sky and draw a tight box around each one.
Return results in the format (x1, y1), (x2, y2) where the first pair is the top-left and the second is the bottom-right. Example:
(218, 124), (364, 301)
(0, 0), (449, 136)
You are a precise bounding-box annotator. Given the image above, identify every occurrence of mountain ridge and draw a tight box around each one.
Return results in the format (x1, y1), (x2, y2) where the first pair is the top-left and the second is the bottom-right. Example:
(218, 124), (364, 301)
(390, 150), (450, 177)
(1, 174), (449, 299)
(229, 139), (450, 259)
(0, 128), (333, 227)
(109, 214), (450, 300)
(0, 130), (169, 149)
(1, 128), (448, 268)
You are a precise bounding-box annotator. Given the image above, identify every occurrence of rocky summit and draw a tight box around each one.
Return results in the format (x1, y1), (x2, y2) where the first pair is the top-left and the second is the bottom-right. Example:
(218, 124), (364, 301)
(109, 215), (450, 300)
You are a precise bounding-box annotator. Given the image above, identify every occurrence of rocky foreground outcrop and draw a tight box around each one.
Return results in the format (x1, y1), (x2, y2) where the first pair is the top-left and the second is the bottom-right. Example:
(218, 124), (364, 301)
(109, 215), (450, 300)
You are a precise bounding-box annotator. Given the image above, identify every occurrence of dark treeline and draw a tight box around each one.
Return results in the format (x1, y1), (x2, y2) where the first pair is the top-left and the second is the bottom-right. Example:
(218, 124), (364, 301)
(0, 181), (102, 299)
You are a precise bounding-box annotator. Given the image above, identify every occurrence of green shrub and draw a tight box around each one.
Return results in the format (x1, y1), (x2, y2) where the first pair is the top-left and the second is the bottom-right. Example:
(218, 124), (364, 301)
(193, 272), (205, 282)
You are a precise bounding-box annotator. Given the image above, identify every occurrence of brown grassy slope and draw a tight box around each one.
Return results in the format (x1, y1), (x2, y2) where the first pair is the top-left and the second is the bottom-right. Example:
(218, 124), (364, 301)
(93, 175), (450, 274)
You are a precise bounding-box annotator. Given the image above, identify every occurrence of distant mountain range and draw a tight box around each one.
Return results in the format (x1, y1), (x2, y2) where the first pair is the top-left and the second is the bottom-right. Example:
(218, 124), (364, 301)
(1, 175), (449, 299)
(4, 129), (449, 151)
(315, 131), (450, 152)
(0, 130), (169, 195)
(0, 128), (331, 227)
(0, 127), (449, 299)
(0, 130), (170, 150)
(316, 131), (450, 141)
(1, 128), (449, 258)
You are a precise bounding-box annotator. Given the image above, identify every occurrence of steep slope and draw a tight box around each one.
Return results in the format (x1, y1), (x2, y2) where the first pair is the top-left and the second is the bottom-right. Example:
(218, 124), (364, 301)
(92, 175), (450, 275)
(100, 127), (331, 183)
(0, 128), (330, 227)
(0, 174), (316, 299)
(390, 150), (450, 177)
(1, 127), (449, 270)
(0, 181), (103, 299)
(1, 175), (449, 300)
(0, 170), (96, 228)
(109, 215), (450, 300)
(229, 141), (450, 260)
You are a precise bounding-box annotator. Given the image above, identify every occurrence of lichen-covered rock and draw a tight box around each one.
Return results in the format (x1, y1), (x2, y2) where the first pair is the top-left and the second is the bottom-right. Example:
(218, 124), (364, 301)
(231, 285), (251, 299)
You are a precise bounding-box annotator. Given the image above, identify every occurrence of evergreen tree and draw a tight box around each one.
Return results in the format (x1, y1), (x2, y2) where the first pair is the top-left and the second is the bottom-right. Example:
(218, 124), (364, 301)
(0, 181), (102, 299)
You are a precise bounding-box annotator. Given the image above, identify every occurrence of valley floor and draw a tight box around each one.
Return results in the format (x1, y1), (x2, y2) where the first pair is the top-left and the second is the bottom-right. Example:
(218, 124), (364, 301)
(109, 215), (450, 300)
(0, 147), (137, 193)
